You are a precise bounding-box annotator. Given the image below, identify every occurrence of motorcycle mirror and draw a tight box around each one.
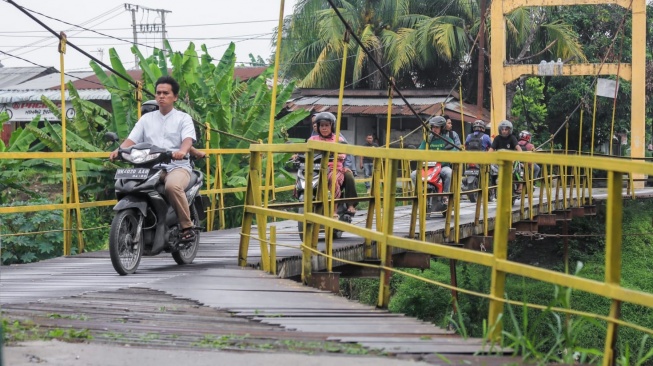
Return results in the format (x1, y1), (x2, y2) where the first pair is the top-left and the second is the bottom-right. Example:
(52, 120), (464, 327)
(104, 132), (119, 143)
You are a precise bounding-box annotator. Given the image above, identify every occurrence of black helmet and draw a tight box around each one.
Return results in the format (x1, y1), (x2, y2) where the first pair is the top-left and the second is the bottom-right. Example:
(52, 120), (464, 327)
(472, 120), (485, 132)
(141, 100), (159, 115)
(428, 116), (446, 128)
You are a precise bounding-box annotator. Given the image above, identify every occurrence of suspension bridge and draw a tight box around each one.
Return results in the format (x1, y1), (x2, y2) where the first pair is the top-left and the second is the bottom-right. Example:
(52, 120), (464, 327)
(1, 0), (651, 364)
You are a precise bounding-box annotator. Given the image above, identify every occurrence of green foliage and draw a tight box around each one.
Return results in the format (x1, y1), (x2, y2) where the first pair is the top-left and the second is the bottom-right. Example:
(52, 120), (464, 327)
(511, 77), (549, 146)
(0, 199), (65, 265)
(2, 318), (92, 343)
(342, 200), (653, 364)
(241, 54), (267, 67)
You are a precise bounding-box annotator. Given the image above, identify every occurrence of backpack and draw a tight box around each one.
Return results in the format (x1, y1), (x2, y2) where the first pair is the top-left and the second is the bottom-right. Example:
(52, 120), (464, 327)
(466, 133), (484, 151)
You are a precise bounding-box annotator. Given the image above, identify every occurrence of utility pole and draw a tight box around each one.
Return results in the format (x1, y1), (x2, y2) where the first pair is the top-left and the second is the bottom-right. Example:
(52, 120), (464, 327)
(124, 3), (171, 69)
(476, 0), (487, 123)
(126, 4), (138, 68)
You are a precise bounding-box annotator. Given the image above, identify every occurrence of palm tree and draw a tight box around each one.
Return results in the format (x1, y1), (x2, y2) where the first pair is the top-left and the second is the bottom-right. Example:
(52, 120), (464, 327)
(280, 0), (472, 89)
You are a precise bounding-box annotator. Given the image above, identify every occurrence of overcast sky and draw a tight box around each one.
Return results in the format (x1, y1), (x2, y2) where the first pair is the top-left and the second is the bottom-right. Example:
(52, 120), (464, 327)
(1, 0), (299, 71)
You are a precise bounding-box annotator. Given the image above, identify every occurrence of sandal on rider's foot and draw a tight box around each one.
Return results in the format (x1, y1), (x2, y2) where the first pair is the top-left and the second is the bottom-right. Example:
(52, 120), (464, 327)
(179, 228), (196, 243)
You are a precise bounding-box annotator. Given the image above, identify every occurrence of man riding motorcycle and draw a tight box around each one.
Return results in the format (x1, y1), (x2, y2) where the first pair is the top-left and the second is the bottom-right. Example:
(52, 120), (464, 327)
(410, 116), (456, 204)
(465, 120), (492, 151)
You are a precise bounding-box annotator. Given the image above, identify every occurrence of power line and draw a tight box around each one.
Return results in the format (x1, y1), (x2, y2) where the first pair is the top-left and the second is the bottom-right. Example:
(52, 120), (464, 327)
(1, 5), (123, 59)
(4, 0), (152, 98)
(0, 49), (132, 93)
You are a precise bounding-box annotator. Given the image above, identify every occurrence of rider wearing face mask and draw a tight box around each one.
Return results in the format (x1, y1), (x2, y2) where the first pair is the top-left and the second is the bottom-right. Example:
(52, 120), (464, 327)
(307, 112), (357, 215)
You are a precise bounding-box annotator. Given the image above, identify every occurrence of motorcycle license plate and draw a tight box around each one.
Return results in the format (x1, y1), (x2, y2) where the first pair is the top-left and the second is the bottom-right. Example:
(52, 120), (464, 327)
(115, 168), (150, 179)
(465, 170), (479, 176)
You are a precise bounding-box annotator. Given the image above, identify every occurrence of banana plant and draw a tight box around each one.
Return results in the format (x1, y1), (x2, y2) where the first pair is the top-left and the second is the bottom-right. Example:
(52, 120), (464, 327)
(125, 42), (308, 193)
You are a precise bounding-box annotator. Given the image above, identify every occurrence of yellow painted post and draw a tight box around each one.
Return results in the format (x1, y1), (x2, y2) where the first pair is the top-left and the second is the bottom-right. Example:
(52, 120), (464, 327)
(488, 156), (512, 339)
(301, 149), (316, 283)
(483, 165), (490, 236)
(489, 0), (506, 136)
(564, 122), (570, 209)
(263, 0), (286, 211)
(386, 80), (393, 148)
(453, 163), (462, 243)
(58, 32), (71, 255)
(238, 151), (269, 270)
(377, 159), (398, 308)
(419, 160), (427, 241)
(538, 163), (545, 213)
(603, 171), (623, 366)
(589, 91), (598, 205)
(70, 159), (84, 253)
(216, 154), (226, 230)
(136, 81), (143, 120)
(269, 225), (277, 275)
(630, 0), (646, 185)
(203, 124), (211, 230)
(325, 31), (350, 272)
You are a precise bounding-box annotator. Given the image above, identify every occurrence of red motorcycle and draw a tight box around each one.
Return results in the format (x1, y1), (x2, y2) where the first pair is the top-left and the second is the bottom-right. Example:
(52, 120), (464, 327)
(418, 162), (448, 218)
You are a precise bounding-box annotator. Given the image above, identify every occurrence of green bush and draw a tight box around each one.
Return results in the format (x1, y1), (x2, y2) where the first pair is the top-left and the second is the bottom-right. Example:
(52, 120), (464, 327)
(1, 199), (64, 265)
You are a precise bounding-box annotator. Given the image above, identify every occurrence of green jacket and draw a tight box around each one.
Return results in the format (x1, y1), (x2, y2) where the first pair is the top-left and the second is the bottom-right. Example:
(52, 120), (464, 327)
(418, 134), (455, 166)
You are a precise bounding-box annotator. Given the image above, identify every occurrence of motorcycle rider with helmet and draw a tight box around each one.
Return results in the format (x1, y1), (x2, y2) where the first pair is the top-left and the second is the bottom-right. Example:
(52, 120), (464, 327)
(410, 116), (457, 203)
(307, 112), (357, 215)
(465, 119), (492, 151)
(518, 130), (540, 179)
(488, 120), (522, 152)
(489, 120), (523, 194)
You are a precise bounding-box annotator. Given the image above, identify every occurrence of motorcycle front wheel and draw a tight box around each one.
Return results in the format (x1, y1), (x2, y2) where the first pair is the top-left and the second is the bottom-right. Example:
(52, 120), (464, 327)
(466, 177), (479, 203)
(172, 205), (200, 265)
(109, 209), (143, 275)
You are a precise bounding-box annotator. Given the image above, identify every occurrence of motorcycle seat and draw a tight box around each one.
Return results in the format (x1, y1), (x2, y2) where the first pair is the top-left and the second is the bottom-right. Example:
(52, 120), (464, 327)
(185, 170), (200, 190)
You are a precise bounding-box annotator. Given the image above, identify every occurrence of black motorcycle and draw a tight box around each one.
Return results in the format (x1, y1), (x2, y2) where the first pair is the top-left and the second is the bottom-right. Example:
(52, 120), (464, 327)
(106, 133), (206, 275)
(461, 163), (481, 202)
(292, 154), (352, 241)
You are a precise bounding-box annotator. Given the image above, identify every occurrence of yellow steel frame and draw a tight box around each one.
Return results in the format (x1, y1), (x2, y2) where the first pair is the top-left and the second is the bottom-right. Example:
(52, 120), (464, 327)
(237, 142), (653, 365)
(490, 0), (646, 165)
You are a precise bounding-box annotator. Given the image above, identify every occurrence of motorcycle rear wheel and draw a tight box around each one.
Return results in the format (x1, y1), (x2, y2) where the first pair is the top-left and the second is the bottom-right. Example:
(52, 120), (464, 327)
(172, 205), (200, 265)
(466, 177), (479, 203)
(109, 209), (143, 275)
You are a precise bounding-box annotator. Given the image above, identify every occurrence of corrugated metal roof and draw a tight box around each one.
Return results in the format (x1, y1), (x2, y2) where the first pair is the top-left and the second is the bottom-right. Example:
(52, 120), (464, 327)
(291, 96), (451, 106)
(0, 89), (110, 103)
(286, 94), (491, 122)
(0, 66), (57, 88)
(2, 71), (95, 90)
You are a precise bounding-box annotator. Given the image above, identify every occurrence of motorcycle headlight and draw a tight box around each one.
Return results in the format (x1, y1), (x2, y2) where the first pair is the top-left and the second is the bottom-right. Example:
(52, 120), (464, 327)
(122, 149), (161, 164)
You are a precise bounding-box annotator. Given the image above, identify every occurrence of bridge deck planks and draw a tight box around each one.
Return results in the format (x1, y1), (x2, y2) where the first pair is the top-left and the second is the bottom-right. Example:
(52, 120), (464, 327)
(7, 187), (649, 362)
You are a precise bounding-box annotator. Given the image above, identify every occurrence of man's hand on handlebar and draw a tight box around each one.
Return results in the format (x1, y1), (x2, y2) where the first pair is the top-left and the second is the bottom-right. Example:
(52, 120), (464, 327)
(109, 149), (119, 162)
(171, 151), (188, 160)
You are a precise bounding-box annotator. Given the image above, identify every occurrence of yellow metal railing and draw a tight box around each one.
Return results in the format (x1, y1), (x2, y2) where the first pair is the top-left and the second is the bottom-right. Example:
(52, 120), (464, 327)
(0, 148), (261, 254)
(238, 141), (653, 365)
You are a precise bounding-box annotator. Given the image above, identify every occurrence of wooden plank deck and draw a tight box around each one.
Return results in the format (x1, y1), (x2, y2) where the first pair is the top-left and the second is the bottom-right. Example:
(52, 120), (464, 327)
(2, 187), (650, 363)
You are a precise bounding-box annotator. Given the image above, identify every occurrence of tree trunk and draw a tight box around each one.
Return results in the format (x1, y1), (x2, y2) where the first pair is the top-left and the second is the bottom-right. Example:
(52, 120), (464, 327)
(505, 79), (520, 120)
